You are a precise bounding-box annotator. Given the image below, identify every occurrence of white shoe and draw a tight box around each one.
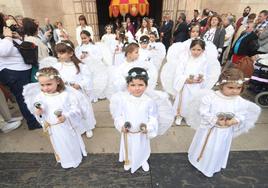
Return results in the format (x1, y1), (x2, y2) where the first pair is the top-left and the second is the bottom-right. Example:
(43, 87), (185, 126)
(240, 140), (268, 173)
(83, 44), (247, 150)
(124, 164), (131, 171)
(175, 116), (183, 126)
(142, 161), (150, 172)
(86, 130), (93, 138)
(92, 98), (98, 103)
(7, 116), (23, 123)
(1, 121), (21, 133)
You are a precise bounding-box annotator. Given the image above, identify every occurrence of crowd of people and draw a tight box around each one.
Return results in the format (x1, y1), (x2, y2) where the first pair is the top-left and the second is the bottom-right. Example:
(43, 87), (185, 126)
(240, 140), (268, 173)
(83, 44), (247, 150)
(0, 5), (267, 177)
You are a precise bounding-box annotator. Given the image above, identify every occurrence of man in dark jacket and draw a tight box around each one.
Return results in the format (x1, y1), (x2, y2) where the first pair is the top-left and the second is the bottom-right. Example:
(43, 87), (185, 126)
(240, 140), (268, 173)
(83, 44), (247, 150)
(160, 13), (174, 51)
(173, 13), (189, 43)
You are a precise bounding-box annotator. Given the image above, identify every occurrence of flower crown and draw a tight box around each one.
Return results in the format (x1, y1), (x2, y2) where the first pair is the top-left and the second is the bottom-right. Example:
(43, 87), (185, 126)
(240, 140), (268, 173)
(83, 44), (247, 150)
(216, 78), (249, 86)
(35, 72), (61, 80)
(127, 71), (148, 79)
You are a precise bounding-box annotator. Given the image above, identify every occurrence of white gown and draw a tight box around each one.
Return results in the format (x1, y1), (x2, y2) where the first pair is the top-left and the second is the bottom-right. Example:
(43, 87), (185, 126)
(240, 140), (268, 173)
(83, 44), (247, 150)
(188, 91), (261, 177)
(23, 86), (88, 168)
(75, 43), (108, 100)
(39, 59), (96, 131)
(172, 52), (220, 117)
(161, 39), (220, 96)
(110, 91), (158, 173)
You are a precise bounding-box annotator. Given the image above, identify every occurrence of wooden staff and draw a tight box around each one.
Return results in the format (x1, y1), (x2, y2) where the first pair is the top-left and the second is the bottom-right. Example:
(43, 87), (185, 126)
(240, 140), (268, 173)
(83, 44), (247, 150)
(123, 122), (131, 166)
(197, 127), (214, 162)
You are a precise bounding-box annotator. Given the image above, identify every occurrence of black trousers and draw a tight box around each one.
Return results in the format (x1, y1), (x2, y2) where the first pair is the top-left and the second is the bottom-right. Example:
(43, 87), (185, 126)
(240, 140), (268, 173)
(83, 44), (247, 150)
(0, 68), (41, 129)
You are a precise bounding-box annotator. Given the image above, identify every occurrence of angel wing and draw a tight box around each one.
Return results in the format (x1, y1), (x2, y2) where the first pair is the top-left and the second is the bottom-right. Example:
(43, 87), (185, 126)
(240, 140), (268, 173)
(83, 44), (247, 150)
(39, 56), (58, 69)
(233, 100), (261, 138)
(95, 42), (113, 66)
(22, 83), (42, 115)
(146, 89), (175, 135)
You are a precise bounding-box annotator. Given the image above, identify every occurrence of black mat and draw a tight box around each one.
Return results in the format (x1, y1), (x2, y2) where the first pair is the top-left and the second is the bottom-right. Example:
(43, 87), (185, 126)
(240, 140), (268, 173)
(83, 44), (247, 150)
(0, 151), (267, 188)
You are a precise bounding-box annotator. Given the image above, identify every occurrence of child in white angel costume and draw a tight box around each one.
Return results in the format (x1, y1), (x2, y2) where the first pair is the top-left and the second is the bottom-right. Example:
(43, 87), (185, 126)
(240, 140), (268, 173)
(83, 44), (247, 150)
(75, 30), (108, 102)
(39, 40), (96, 138)
(105, 42), (158, 99)
(23, 67), (89, 168)
(161, 38), (221, 125)
(110, 67), (174, 173)
(148, 31), (166, 71)
(186, 68), (261, 177)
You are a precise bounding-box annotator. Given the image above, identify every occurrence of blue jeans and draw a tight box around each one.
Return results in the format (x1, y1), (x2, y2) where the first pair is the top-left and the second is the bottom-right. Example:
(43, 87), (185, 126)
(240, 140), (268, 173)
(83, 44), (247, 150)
(0, 68), (41, 129)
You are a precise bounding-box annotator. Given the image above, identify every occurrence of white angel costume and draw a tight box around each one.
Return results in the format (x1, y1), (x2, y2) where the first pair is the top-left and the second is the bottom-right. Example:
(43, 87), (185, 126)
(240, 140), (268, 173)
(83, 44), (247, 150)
(148, 41), (166, 71)
(23, 84), (90, 169)
(39, 57), (96, 131)
(187, 90), (261, 177)
(109, 40), (125, 66)
(161, 39), (221, 119)
(110, 91), (158, 173)
(75, 43), (108, 100)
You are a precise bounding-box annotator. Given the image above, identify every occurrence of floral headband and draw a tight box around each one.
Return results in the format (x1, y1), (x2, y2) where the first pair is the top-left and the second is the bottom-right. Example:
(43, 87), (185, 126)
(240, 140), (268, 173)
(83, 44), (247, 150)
(216, 78), (249, 86)
(127, 71), (148, 79)
(35, 72), (61, 80)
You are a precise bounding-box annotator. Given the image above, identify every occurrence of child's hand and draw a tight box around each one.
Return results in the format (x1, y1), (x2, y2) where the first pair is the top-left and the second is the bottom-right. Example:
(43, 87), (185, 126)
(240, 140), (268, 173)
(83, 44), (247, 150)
(185, 78), (194, 84)
(216, 118), (226, 127)
(121, 126), (128, 133)
(141, 129), (148, 134)
(225, 118), (238, 127)
(57, 115), (66, 124)
(72, 84), (81, 90)
(35, 108), (43, 116)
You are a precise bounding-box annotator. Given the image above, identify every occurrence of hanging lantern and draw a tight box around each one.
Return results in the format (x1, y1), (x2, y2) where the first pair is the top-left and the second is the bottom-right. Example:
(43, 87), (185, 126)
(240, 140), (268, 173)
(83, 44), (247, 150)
(109, 0), (149, 18)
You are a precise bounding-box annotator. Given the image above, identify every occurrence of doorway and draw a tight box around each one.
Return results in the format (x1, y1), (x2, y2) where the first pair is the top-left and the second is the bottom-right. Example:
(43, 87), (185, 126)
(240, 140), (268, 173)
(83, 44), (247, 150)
(96, 0), (163, 37)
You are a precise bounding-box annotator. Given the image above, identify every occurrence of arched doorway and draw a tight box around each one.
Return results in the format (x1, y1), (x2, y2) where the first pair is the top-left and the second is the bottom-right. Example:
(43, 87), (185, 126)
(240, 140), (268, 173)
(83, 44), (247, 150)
(96, 0), (163, 38)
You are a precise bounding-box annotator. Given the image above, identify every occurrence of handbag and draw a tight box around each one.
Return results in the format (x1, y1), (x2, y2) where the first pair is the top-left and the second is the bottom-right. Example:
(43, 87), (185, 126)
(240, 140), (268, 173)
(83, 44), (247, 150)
(13, 40), (38, 66)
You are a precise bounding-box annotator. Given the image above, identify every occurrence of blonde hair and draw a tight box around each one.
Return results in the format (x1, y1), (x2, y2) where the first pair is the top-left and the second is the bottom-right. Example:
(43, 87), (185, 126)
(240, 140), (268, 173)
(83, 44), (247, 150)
(217, 68), (245, 91)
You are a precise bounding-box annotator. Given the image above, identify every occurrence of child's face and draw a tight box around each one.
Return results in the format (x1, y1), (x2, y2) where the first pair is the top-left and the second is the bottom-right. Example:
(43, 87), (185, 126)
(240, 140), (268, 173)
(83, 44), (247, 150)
(127, 79), (147, 97)
(106, 27), (112, 34)
(39, 76), (59, 94)
(190, 26), (200, 38)
(221, 83), (242, 97)
(81, 33), (90, 44)
(149, 35), (156, 42)
(57, 51), (73, 62)
(190, 44), (204, 58)
(127, 48), (139, 61)
(140, 43), (149, 49)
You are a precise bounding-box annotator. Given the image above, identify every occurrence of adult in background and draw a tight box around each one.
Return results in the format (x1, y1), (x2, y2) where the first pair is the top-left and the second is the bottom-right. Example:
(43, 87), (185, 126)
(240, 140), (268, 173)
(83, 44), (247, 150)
(257, 26), (268, 54)
(255, 10), (268, 33)
(188, 9), (200, 28)
(160, 13), (174, 51)
(43, 17), (55, 55)
(76, 15), (94, 45)
(236, 6), (251, 31)
(202, 15), (226, 59)
(23, 17), (49, 82)
(173, 13), (189, 43)
(0, 13), (41, 130)
(231, 22), (258, 64)
(199, 8), (210, 33)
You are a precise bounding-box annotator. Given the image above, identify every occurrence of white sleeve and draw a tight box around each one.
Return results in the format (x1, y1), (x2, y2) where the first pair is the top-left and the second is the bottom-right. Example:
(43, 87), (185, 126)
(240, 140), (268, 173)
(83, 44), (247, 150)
(199, 95), (218, 128)
(0, 38), (14, 56)
(110, 93), (126, 132)
(173, 60), (187, 92)
(76, 27), (81, 45)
